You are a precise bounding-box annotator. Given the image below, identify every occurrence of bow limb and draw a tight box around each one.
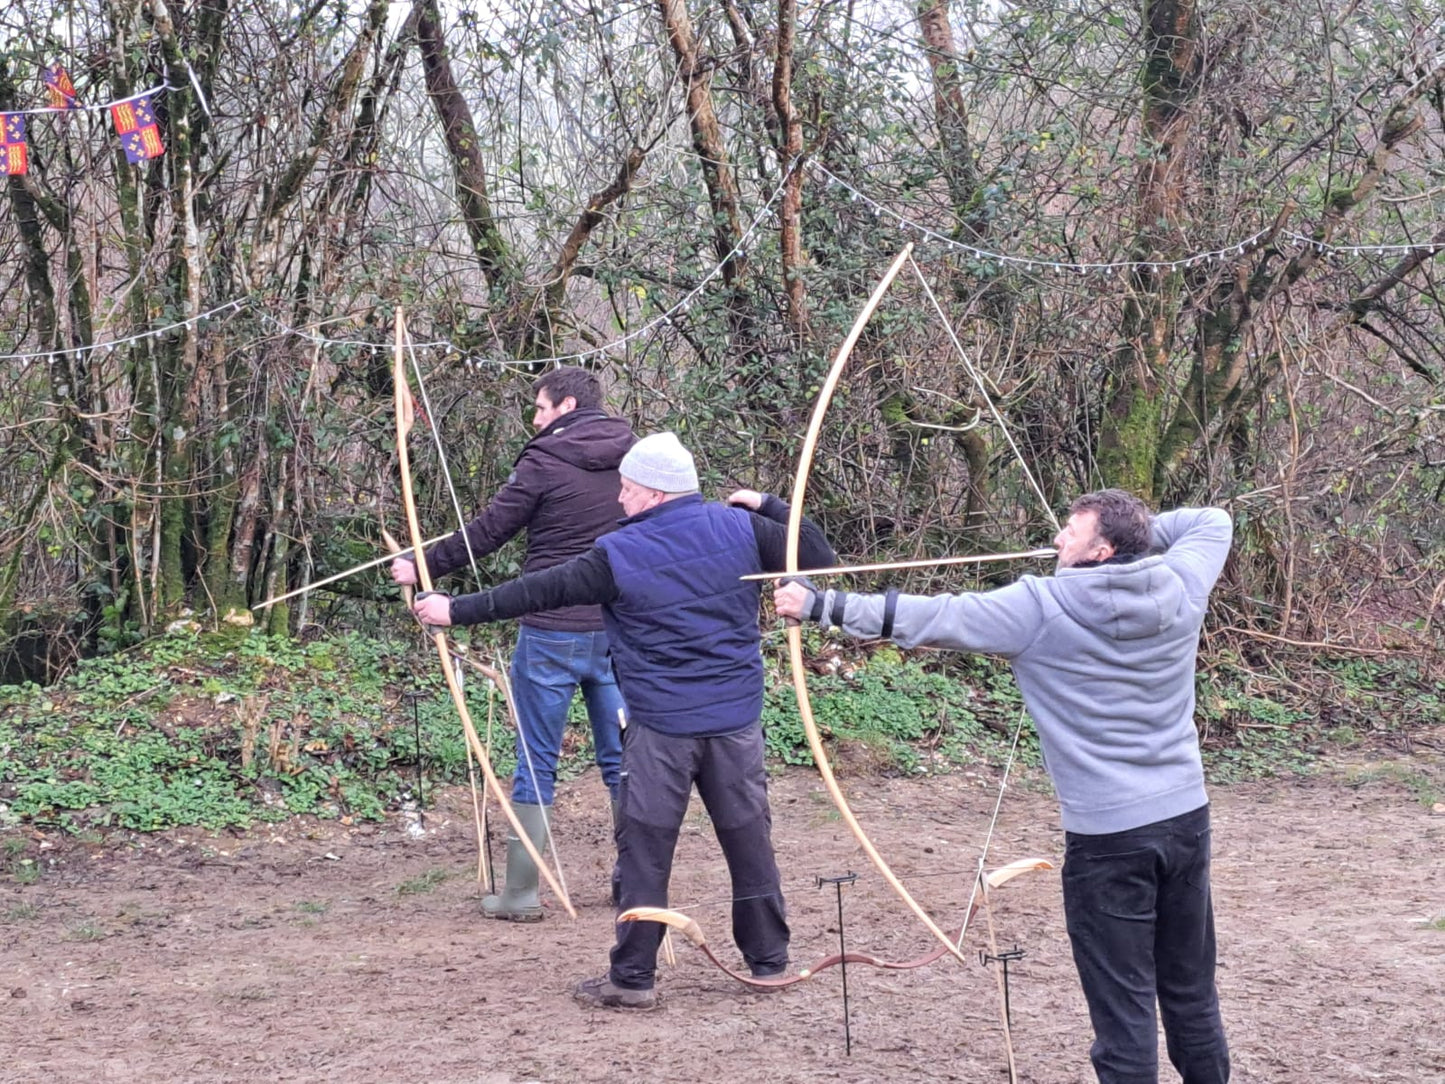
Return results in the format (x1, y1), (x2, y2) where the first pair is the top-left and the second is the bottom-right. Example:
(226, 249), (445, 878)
(619, 860), (1052, 990)
(616, 908), (771, 986)
(783, 243), (973, 967)
(391, 309), (576, 919)
(381, 526), (496, 892)
(617, 907), (819, 989)
(433, 622), (572, 908)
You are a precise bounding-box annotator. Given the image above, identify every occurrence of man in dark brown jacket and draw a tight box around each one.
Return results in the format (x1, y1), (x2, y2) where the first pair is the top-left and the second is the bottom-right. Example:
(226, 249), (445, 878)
(392, 367), (635, 921)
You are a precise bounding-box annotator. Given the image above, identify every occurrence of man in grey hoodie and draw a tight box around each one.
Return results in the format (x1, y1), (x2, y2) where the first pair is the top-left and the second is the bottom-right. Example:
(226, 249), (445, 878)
(775, 490), (1232, 1084)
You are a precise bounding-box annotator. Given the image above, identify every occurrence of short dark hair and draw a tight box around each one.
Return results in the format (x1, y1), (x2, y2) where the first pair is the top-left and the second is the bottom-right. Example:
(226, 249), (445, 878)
(533, 366), (602, 411)
(1069, 489), (1152, 557)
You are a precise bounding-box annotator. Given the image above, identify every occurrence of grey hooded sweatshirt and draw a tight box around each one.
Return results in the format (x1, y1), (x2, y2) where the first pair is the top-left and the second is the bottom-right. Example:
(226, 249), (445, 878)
(807, 508), (1232, 836)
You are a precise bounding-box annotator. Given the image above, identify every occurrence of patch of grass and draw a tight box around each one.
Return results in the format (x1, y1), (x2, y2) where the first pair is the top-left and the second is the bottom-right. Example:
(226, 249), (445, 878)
(64, 919), (105, 941)
(1343, 762), (1442, 808)
(294, 900), (329, 915)
(219, 985), (273, 1002)
(1423, 915), (1445, 932)
(1, 838), (34, 883)
(1205, 726), (1318, 783)
(1196, 669), (1319, 782)
(396, 868), (450, 896)
(5, 901), (39, 920)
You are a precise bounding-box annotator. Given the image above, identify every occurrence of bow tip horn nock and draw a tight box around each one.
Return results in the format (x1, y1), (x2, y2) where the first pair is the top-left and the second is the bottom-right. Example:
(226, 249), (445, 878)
(985, 857), (1055, 890)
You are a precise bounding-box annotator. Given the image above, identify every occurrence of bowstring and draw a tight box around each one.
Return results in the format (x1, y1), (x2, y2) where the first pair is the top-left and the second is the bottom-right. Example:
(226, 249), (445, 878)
(954, 706), (1029, 952)
(908, 255), (1060, 535)
(906, 257), (1056, 985)
(402, 326), (567, 892)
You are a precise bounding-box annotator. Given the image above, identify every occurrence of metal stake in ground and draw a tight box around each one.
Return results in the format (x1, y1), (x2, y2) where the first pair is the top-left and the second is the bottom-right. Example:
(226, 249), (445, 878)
(402, 689), (427, 824)
(980, 944), (1027, 1051)
(817, 871), (859, 1054)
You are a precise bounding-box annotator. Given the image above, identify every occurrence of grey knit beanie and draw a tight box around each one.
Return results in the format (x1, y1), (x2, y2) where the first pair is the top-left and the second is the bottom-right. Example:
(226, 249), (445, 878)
(619, 431), (699, 493)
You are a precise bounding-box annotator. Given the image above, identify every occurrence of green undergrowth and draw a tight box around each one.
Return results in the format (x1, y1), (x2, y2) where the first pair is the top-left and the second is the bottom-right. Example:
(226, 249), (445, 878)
(1, 625), (1440, 846)
(759, 630), (1039, 777)
(1194, 650), (1445, 784)
(0, 625), (496, 835)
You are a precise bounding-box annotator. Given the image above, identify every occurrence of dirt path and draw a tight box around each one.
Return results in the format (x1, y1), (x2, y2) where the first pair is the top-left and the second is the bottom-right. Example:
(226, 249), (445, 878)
(3, 752), (1442, 1083)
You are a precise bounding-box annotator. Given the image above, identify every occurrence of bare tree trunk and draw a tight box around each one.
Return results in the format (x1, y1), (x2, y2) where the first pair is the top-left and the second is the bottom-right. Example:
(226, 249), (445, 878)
(148, 0), (203, 614)
(201, 339), (244, 613)
(228, 434), (267, 603)
(254, 0), (388, 284)
(413, 0), (515, 292)
(655, 0), (765, 388)
(773, 0), (808, 338)
(656, 0), (746, 287)
(916, 0), (984, 241)
(539, 145), (647, 316)
(1097, 0), (1200, 499)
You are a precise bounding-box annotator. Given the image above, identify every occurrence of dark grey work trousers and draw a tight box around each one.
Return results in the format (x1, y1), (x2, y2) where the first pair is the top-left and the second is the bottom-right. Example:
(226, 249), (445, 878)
(1062, 803), (1230, 1084)
(608, 721), (790, 990)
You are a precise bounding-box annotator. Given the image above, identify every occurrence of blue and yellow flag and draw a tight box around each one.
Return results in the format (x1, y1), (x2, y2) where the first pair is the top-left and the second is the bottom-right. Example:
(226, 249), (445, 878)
(44, 65), (79, 110)
(1, 113), (27, 175)
(111, 93), (165, 163)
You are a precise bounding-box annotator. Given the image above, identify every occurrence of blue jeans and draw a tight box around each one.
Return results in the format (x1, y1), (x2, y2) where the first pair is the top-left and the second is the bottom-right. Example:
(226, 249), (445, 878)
(1062, 804), (1230, 1084)
(507, 625), (625, 806)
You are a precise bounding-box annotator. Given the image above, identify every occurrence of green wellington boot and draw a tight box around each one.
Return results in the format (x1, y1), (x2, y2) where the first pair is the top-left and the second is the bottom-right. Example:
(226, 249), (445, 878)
(482, 803), (550, 922)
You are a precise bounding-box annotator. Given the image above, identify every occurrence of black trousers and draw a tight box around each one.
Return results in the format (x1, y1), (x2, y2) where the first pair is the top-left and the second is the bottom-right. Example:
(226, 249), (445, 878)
(608, 722), (789, 990)
(1062, 804), (1230, 1084)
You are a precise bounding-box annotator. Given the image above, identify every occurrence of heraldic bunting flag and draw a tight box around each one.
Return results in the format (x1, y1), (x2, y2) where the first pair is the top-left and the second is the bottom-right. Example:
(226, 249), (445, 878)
(111, 93), (165, 163)
(44, 65), (79, 110)
(1, 113), (27, 176)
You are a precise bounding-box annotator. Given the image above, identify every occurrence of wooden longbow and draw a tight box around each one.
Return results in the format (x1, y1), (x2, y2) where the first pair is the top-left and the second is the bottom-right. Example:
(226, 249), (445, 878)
(619, 858), (1052, 989)
(391, 308), (575, 918)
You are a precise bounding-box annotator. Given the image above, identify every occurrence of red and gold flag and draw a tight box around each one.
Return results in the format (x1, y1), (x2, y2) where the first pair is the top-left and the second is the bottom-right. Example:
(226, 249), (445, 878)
(44, 65), (79, 110)
(0, 113), (27, 176)
(111, 93), (165, 163)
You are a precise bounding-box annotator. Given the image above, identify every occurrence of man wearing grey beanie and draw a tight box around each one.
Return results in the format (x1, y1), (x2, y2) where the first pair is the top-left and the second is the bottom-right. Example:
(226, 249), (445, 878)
(413, 430), (837, 1010)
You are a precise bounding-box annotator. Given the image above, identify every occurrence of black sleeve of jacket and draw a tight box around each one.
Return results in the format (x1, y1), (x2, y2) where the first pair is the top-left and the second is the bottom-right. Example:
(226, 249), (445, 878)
(747, 493), (836, 572)
(449, 547), (619, 625)
(423, 457), (543, 580)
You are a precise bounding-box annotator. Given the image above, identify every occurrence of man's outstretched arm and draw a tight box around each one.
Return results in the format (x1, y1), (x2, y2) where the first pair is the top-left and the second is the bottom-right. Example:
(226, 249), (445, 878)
(414, 547), (618, 626)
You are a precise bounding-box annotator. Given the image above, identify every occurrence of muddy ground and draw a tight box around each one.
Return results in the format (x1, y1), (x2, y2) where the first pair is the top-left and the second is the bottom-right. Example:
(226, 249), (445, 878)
(3, 749), (1443, 1083)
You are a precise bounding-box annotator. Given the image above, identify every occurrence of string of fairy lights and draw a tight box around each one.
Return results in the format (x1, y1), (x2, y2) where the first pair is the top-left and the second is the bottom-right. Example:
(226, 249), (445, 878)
(2, 161), (1439, 368)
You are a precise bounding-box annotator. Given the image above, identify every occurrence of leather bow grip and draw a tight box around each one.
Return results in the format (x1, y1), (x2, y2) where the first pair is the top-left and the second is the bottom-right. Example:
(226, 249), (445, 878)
(776, 574), (821, 627)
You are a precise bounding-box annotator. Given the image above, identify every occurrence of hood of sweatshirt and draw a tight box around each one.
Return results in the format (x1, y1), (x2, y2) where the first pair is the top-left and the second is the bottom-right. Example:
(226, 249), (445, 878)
(1049, 555), (1185, 641)
(524, 408), (636, 472)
